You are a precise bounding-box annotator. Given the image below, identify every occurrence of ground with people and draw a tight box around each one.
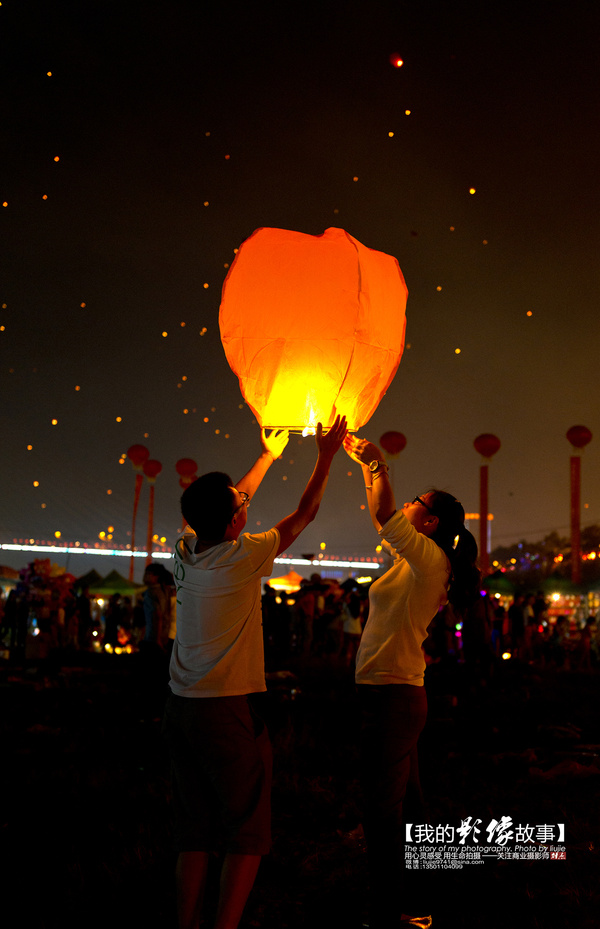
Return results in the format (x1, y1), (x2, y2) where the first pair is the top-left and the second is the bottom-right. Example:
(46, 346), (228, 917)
(2, 650), (598, 929)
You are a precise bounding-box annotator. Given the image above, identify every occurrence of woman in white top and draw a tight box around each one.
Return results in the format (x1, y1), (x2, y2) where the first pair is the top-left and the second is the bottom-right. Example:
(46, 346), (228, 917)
(344, 434), (480, 929)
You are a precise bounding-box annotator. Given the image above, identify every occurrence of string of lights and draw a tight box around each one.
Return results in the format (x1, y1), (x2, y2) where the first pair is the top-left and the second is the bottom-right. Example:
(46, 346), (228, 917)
(0, 541), (383, 572)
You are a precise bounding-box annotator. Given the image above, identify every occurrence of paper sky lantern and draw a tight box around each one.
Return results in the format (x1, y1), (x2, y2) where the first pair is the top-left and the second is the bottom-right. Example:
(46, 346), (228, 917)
(380, 431), (407, 456)
(219, 227), (408, 432)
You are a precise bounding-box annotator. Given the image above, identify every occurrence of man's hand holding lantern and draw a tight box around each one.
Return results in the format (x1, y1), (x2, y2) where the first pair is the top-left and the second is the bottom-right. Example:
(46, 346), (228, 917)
(261, 428), (290, 461)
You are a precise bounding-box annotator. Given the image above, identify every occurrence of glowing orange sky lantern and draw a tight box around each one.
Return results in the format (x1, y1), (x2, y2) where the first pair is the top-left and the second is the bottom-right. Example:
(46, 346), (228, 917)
(127, 444), (149, 580)
(219, 227), (408, 433)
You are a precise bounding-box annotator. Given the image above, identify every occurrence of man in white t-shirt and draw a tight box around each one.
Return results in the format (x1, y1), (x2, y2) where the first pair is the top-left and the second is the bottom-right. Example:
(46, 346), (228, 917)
(163, 417), (346, 929)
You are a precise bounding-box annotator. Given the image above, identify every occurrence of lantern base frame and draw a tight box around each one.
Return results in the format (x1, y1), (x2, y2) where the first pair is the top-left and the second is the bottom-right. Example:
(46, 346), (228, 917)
(263, 426), (359, 435)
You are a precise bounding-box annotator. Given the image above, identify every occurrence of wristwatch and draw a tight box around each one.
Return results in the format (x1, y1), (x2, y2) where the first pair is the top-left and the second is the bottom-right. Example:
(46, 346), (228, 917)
(368, 460), (388, 473)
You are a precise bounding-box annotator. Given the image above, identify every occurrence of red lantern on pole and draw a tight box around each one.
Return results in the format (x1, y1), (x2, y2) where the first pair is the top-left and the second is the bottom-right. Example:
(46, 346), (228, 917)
(144, 459), (163, 480)
(567, 425), (592, 449)
(176, 459), (198, 531)
(566, 426), (592, 585)
(379, 431), (407, 494)
(473, 434), (501, 460)
(176, 458), (198, 478)
(143, 459), (163, 565)
(178, 471), (198, 530)
(380, 431), (407, 457)
(219, 227), (408, 433)
(473, 434), (500, 576)
(179, 474), (198, 489)
(127, 444), (150, 581)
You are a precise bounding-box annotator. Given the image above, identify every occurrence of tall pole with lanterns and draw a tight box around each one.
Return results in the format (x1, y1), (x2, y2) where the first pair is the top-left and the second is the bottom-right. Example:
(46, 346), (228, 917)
(566, 425), (592, 585)
(127, 445), (149, 581)
(473, 434), (501, 577)
(144, 459), (163, 566)
(379, 431), (407, 495)
(176, 459), (198, 531)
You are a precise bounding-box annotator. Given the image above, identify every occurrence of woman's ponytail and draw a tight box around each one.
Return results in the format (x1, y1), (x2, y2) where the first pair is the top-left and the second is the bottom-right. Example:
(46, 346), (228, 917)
(428, 491), (481, 612)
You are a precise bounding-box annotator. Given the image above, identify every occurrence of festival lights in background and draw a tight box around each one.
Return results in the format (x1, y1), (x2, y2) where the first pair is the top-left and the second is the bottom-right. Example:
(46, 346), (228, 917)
(1, 1), (599, 579)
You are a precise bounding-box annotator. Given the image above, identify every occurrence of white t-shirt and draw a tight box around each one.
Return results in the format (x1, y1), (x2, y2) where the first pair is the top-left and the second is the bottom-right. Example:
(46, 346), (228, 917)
(355, 509), (450, 687)
(169, 526), (279, 697)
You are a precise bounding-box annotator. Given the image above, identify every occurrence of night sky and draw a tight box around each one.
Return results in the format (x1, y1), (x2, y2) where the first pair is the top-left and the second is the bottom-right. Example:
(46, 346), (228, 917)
(2, 0), (599, 582)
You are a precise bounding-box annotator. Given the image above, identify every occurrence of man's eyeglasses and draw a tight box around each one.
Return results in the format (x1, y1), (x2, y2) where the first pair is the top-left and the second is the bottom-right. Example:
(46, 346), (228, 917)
(412, 495), (436, 515)
(232, 490), (250, 517)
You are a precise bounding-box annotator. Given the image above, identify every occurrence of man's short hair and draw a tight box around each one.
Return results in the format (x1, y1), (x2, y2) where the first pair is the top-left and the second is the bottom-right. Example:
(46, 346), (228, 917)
(181, 472), (235, 542)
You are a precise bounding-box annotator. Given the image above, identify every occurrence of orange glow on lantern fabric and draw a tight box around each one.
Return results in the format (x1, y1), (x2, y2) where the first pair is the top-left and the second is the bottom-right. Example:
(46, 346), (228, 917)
(219, 227), (408, 432)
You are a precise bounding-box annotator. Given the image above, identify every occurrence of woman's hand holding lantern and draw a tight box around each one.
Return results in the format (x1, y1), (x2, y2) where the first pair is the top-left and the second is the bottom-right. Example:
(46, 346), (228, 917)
(343, 434), (383, 467)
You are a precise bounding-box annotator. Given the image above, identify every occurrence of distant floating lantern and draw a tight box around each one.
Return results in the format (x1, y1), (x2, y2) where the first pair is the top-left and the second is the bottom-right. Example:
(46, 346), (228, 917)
(219, 227), (408, 433)
(380, 431), (407, 457)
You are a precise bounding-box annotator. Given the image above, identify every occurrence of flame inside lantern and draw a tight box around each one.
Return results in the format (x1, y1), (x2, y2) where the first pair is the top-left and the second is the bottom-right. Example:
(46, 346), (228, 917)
(302, 407), (318, 437)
